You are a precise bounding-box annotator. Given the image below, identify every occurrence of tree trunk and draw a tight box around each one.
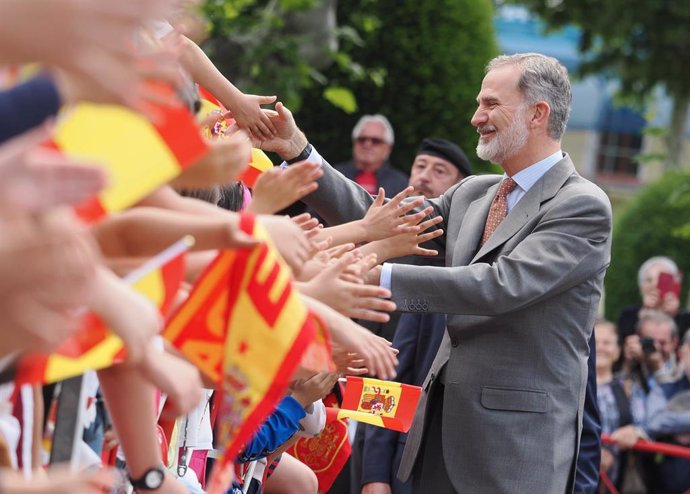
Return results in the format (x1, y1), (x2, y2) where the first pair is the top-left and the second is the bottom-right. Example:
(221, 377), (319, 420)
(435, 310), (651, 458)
(665, 92), (690, 170)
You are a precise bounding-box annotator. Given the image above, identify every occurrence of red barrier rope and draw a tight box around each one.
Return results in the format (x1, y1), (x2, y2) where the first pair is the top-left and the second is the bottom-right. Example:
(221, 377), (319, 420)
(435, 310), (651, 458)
(601, 433), (690, 459)
(599, 468), (619, 494)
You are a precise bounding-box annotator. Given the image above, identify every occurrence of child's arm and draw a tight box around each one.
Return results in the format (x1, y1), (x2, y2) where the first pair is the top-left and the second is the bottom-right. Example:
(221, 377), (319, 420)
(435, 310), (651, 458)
(174, 33), (276, 139)
(237, 396), (305, 463)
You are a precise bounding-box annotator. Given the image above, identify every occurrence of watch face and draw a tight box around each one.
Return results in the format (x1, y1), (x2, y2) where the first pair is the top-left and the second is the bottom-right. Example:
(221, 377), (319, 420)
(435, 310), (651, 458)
(144, 468), (165, 489)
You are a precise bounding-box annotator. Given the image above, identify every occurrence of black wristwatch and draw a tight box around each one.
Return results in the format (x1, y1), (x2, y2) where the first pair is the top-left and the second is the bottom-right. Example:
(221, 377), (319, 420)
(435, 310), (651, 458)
(286, 142), (313, 164)
(129, 465), (166, 491)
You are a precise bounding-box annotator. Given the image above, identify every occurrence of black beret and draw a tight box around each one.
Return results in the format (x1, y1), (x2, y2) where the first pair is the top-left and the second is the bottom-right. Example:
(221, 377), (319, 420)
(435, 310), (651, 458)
(416, 137), (472, 178)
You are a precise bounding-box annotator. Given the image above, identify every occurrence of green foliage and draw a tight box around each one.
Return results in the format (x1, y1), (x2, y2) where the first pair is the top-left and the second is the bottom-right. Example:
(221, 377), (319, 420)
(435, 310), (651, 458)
(297, 0), (499, 172)
(323, 87), (357, 114)
(511, 0), (690, 168)
(512, 0), (690, 103)
(201, 0), (348, 111)
(605, 172), (690, 320)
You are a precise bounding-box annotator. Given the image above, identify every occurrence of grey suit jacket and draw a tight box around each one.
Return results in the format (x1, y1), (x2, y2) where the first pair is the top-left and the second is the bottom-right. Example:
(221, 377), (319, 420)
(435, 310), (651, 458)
(303, 153), (612, 494)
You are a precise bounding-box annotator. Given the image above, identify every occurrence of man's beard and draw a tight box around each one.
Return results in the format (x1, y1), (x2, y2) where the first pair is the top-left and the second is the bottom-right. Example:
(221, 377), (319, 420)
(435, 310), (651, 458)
(476, 108), (529, 164)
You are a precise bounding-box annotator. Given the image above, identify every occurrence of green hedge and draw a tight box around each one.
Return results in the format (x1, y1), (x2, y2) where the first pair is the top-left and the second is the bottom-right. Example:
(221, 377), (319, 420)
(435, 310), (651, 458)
(605, 172), (690, 320)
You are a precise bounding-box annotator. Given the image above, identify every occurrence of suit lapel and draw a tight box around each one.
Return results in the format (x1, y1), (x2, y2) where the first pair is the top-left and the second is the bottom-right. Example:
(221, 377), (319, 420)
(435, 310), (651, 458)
(453, 184), (498, 266)
(470, 155), (576, 264)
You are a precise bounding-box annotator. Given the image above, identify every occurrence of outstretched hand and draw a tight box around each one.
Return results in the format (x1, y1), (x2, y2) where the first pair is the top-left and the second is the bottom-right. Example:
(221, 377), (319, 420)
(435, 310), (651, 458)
(249, 161), (323, 214)
(360, 186), (426, 242)
(228, 93), (278, 141)
(258, 102), (308, 160)
(299, 252), (396, 323)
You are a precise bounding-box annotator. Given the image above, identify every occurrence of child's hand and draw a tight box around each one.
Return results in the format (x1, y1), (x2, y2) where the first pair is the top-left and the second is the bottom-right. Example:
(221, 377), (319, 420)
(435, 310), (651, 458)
(230, 93), (277, 140)
(291, 371), (339, 408)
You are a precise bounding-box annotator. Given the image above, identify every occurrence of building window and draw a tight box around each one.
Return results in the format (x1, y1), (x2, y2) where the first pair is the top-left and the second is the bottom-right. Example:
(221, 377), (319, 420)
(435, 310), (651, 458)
(596, 131), (642, 178)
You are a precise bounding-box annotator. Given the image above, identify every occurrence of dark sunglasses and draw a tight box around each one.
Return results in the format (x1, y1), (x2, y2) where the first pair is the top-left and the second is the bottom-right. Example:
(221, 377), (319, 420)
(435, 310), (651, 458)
(355, 136), (386, 146)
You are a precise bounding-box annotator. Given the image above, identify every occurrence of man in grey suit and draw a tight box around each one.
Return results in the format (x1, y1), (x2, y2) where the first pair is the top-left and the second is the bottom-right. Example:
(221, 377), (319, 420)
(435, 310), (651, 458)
(263, 52), (611, 493)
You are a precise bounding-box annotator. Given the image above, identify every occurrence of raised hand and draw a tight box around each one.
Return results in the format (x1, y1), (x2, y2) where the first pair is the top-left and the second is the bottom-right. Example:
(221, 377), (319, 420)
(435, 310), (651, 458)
(138, 345), (204, 418)
(362, 213), (444, 263)
(260, 214), (314, 277)
(291, 371), (339, 408)
(229, 93), (278, 141)
(0, 124), (107, 213)
(298, 253), (396, 323)
(302, 295), (399, 380)
(331, 344), (369, 376)
(171, 130), (251, 189)
(249, 161), (323, 214)
(258, 102), (308, 160)
(360, 186), (427, 242)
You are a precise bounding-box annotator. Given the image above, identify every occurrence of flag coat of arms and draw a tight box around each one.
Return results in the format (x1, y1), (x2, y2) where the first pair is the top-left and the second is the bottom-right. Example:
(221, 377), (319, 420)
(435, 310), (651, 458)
(286, 392), (350, 493)
(164, 214), (317, 494)
(338, 377), (422, 433)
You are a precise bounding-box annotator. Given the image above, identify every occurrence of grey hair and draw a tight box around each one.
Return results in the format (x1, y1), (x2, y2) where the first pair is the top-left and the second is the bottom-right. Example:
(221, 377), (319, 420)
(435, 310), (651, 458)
(352, 114), (395, 145)
(487, 53), (571, 140)
(636, 309), (679, 339)
(637, 256), (681, 287)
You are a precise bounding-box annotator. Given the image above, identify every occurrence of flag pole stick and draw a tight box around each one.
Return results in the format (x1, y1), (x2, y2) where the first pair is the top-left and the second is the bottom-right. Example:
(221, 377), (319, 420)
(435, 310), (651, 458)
(123, 235), (195, 284)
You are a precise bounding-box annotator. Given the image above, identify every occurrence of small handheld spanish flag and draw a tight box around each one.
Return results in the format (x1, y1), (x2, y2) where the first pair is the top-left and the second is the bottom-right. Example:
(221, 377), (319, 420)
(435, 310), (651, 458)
(14, 237), (190, 385)
(337, 376), (422, 433)
(50, 84), (209, 223)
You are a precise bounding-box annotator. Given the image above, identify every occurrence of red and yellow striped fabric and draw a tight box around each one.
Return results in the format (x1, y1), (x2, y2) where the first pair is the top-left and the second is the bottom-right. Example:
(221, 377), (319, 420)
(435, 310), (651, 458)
(50, 85), (209, 222)
(164, 214), (317, 494)
(15, 248), (186, 385)
(338, 376), (422, 433)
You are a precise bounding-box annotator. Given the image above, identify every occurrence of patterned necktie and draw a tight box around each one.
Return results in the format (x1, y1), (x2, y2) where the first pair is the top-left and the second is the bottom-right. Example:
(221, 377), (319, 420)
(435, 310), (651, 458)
(480, 177), (518, 247)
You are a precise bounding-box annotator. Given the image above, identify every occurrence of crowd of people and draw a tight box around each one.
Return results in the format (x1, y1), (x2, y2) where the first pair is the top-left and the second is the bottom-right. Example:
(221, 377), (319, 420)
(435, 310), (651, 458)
(0, 1), (688, 494)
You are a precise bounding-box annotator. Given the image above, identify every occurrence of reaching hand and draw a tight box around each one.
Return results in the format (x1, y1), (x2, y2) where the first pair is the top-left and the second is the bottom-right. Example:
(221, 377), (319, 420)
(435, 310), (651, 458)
(249, 161), (323, 214)
(366, 213), (444, 262)
(139, 346), (204, 419)
(228, 93), (278, 141)
(360, 187), (426, 242)
(171, 130), (251, 189)
(259, 102), (308, 160)
(331, 345), (369, 376)
(260, 214), (314, 277)
(0, 0), (190, 110)
(0, 124), (107, 213)
(87, 267), (162, 365)
(299, 253), (396, 323)
(291, 371), (339, 408)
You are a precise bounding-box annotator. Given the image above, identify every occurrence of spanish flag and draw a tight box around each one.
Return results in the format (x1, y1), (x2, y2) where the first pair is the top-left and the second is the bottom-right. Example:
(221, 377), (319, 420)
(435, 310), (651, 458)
(337, 376), (422, 433)
(196, 86), (273, 187)
(50, 86), (209, 223)
(165, 214), (317, 494)
(286, 392), (351, 493)
(14, 239), (188, 385)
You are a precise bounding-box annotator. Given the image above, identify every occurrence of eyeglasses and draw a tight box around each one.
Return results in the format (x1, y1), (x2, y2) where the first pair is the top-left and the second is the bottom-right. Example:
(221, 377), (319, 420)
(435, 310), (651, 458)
(355, 136), (386, 146)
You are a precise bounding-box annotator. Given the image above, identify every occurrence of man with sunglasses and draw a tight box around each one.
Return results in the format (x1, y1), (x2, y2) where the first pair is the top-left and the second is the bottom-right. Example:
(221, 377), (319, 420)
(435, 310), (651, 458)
(335, 114), (409, 197)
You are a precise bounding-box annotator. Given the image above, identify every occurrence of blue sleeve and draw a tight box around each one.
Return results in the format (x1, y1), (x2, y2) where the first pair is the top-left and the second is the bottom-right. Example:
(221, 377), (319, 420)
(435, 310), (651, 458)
(645, 383), (690, 437)
(237, 396), (306, 463)
(0, 75), (61, 143)
(574, 333), (602, 494)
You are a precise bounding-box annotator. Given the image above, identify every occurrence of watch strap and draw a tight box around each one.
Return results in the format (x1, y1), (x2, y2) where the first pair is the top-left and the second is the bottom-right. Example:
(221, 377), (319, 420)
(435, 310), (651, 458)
(286, 142), (313, 164)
